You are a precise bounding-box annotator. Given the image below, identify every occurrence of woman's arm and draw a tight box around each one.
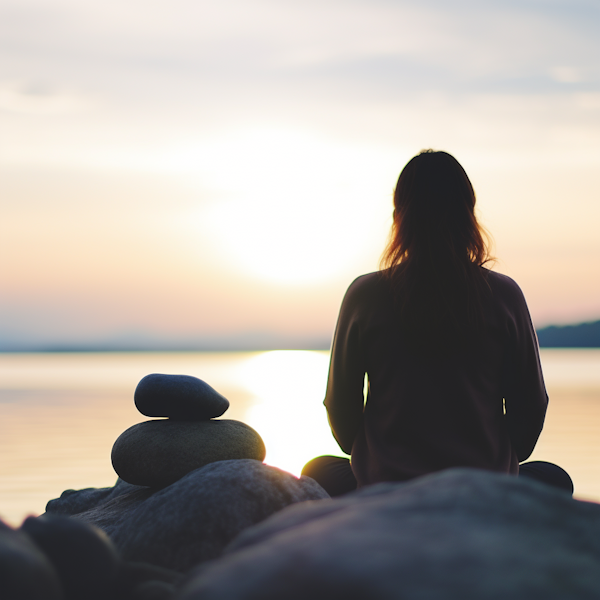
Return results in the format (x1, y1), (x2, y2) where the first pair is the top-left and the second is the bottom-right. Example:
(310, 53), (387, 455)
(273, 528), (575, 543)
(501, 281), (548, 462)
(324, 279), (368, 455)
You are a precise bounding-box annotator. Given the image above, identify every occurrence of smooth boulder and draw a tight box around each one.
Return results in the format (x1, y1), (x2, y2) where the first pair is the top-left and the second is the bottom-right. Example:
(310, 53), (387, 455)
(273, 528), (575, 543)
(178, 468), (600, 600)
(134, 374), (229, 420)
(0, 519), (64, 600)
(112, 419), (266, 487)
(21, 514), (120, 600)
(48, 459), (329, 573)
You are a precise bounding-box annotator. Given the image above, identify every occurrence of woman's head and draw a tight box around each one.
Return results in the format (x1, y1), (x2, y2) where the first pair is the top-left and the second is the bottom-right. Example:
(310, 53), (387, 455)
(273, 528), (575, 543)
(380, 150), (494, 352)
(381, 150), (492, 271)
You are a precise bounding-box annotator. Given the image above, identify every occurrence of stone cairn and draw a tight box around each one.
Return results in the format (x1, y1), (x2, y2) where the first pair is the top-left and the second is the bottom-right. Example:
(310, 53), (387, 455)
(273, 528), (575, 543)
(111, 374), (266, 488)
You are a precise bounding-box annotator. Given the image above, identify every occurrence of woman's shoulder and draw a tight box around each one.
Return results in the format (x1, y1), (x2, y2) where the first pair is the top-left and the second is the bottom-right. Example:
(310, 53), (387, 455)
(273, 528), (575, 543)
(345, 270), (389, 294)
(340, 271), (391, 307)
(483, 268), (528, 307)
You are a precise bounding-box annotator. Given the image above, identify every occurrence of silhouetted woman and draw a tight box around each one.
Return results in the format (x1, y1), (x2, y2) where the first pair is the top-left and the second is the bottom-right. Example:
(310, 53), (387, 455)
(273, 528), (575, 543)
(303, 150), (572, 496)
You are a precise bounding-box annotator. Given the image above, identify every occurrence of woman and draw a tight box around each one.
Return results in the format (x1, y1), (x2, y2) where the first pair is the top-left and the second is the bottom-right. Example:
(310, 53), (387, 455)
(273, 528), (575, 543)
(302, 150), (572, 496)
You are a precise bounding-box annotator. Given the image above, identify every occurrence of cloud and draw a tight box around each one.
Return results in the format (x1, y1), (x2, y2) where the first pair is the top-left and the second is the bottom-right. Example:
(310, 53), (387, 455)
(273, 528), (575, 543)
(0, 81), (88, 114)
(1, 0), (599, 90)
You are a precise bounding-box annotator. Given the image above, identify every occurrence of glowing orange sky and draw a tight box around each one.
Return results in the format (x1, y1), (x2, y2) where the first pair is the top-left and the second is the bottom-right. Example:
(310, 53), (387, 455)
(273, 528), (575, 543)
(1, 0), (599, 347)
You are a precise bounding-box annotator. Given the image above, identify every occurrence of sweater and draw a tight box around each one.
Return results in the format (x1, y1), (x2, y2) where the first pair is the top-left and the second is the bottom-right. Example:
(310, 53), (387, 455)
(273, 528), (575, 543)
(324, 269), (548, 487)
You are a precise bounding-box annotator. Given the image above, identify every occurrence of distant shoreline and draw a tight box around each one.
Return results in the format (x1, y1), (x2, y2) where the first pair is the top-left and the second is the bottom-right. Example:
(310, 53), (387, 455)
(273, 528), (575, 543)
(536, 320), (600, 348)
(0, 320), (599, 352)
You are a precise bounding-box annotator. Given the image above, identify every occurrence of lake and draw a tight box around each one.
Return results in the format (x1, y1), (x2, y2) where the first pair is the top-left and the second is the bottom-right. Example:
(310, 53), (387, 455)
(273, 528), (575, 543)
(1, 349), (600, 526)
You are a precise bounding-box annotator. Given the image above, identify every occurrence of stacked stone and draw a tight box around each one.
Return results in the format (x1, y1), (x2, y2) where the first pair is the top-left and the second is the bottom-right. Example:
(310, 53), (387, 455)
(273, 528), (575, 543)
(111, 374), (266, 488)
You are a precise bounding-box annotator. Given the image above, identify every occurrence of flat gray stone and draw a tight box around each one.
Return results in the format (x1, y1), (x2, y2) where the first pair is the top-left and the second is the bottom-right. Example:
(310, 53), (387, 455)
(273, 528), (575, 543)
(135, 374), (229, 420)
(178, 468), (600, 600)
(49, 460), (329, 573)
(111, 420), (266, 488)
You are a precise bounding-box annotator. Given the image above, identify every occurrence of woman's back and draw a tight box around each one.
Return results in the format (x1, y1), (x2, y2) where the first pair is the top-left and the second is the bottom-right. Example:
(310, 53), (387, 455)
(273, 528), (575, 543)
(324, 268), (548, 487)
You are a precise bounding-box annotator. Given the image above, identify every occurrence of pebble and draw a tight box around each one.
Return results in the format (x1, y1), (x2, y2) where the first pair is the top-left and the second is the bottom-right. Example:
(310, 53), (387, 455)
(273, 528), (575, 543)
(134, 374), (229, 420)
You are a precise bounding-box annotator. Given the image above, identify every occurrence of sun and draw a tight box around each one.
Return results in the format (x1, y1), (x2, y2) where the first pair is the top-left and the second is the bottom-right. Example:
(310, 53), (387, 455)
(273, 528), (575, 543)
(208, 188), (362, 285)
(198, 128), (393, 285)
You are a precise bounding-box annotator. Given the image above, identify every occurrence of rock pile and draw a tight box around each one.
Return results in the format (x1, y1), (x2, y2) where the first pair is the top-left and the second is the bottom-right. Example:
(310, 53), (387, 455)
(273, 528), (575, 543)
(111, 374), (266, 488)
(41, 373), (328, 575)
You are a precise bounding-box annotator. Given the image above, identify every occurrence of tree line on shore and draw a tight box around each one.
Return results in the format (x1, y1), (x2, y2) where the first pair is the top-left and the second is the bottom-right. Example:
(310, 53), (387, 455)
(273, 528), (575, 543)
(536, 320), (600, 348)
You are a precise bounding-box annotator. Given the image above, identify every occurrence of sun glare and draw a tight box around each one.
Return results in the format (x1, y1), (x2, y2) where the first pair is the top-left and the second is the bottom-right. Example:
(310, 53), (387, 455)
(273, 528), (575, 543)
(236, 350), (344, 475)
(187, 128), (394, 285)
(208, 189), (363, 284)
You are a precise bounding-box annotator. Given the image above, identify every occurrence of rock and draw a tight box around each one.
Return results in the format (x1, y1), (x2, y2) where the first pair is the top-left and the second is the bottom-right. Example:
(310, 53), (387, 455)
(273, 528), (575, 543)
(131, 579), (176, 600)
(46, 478), (145, 517)
(178, 468), (600, 600)
(111, 419), (266, 488)
(20, 514), (120, 600)
(55, 459), (329, 573)
(134, 374), (229, 420)
(47, 483), (155, 535)
(0, 518), (64, 600)
(114, 561), (182, 600)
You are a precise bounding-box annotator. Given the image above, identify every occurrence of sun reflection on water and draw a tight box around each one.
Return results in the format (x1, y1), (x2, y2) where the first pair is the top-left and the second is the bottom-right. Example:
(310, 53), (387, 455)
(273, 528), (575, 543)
(235, 350), (345, 476)
(1, 350), (600, 526)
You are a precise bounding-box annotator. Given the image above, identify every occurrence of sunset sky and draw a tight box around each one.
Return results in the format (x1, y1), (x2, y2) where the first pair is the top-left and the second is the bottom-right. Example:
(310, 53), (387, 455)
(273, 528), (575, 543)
(1, 0), (599, 349)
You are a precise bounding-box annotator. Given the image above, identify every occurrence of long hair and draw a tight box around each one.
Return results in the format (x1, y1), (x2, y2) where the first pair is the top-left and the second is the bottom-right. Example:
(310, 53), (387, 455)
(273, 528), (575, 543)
(380, 150), (494, 351)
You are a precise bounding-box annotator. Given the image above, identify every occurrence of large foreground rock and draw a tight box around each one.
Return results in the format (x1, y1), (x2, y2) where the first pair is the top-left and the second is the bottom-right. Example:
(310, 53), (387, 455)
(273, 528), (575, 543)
(178, 468), (600, 600)
(46, 459), (329, 573)
(111, 419), (266, 487)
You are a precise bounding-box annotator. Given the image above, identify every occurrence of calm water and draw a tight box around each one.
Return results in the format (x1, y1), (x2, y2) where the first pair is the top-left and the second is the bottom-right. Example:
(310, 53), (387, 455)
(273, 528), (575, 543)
(1, 349), (600, 526)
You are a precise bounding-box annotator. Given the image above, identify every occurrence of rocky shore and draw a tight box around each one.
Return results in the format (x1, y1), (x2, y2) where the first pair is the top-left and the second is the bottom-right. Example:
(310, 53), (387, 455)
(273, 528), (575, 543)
(3, 373), (600, 599)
